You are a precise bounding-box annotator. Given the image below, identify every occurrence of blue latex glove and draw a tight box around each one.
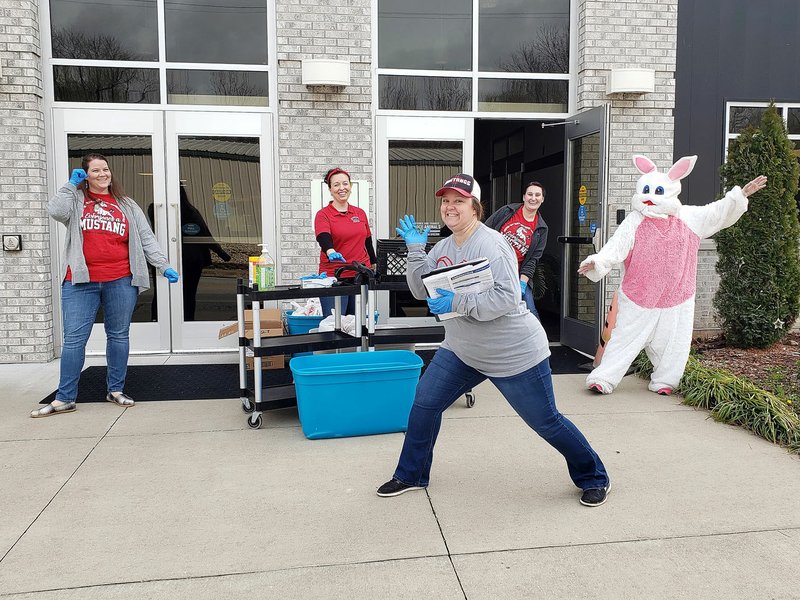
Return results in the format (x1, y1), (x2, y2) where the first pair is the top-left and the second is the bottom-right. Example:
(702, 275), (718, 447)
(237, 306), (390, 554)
(300, 273), (327, 280)
(395, 214), (430, 246)
(327, 251), (346, 262)
(426, 288), (455, 315)
(164, 268), (180, 283)
(69, 168), (87, 186)
(520, 279), (527, 299)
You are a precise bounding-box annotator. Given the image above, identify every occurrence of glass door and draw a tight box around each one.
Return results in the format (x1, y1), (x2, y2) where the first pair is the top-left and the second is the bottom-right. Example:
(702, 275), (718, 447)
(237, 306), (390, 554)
(559, 105), (609, 355)
(375, 116), (473, 324)
(165, 112), (274, 352)
(52, 109), (274, 354)
(52, 109), (170, 353)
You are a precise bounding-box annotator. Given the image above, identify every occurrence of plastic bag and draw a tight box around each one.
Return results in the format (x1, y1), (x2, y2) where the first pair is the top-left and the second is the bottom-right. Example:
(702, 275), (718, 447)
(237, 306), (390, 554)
(318, 314), (357, 335)
(290, 297), (322, 316)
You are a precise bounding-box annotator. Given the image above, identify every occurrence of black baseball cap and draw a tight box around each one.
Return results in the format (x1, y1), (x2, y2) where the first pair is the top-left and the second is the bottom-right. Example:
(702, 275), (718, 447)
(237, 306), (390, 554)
(435, 173), (481, 201)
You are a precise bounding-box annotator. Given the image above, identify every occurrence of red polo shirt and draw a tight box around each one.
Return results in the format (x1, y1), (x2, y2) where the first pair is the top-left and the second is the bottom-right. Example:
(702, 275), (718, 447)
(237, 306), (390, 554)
(314, 202), (372, 276)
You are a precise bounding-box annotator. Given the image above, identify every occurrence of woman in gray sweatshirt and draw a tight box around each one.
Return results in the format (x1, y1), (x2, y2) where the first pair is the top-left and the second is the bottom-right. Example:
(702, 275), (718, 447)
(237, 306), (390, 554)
(31, 154), (179, 418)
(376, 173), (610, 507)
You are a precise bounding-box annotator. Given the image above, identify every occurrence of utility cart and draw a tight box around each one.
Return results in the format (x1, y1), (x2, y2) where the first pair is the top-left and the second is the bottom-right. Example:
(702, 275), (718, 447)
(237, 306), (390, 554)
(236, 279), (365, 429)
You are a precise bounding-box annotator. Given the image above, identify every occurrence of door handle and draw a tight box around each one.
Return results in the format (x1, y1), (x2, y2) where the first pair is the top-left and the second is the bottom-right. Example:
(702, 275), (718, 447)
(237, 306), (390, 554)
(557, 236), (593, 244)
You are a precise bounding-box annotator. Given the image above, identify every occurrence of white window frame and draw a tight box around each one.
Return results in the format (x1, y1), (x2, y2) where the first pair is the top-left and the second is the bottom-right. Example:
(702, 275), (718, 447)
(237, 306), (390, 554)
(39, 0), (277, 114)
(724, 101), (800, 157)
(372, 0), (575, 119)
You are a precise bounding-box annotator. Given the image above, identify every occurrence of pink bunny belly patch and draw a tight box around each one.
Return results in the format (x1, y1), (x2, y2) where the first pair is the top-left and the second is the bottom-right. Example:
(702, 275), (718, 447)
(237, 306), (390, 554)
(621, 216), (700, 308)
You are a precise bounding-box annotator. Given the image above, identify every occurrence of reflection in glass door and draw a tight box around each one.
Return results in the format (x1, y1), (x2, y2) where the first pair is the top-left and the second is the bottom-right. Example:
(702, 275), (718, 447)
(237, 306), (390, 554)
(166, 113), (274, 351)
(560, 105), (609, 355)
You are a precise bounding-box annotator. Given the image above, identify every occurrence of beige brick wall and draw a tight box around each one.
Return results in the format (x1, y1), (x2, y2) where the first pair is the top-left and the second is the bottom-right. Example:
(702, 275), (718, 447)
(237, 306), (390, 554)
(274, 0), (373, 284)
(0, 0), (53, 362)
(575, 0), (721, 331)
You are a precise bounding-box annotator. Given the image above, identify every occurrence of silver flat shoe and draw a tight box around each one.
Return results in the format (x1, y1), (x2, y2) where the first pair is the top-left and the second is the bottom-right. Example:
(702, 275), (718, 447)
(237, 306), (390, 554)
(31, 401), (76, 418)
(106, 392), (135, 406)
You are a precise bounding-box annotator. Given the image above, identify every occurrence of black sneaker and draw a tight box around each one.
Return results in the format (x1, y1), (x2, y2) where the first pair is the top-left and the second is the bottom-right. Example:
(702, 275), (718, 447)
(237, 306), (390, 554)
(376, 478), (425, 497)
(580, 482), (611, 507)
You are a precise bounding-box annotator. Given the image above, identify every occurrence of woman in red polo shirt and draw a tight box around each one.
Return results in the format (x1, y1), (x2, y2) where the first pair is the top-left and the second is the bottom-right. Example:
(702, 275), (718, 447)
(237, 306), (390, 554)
(313, 167), (376, 316)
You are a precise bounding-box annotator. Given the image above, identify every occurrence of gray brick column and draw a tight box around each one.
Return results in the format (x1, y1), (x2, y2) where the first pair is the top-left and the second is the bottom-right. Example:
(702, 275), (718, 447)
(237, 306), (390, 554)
(0, 0), (53, 362)
(274, 0), (373, 284)
(576, 0), (683, 316)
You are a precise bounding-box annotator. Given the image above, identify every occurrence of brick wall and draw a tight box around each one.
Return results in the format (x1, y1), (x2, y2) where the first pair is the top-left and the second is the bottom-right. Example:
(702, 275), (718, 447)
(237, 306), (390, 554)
(274, 0), (373, 284)
(0, 0), (53, 362)
(576, 0), (680, 311)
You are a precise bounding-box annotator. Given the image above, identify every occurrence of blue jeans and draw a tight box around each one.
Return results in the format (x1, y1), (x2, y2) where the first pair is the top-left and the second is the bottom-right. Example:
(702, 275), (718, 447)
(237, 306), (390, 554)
(56, 277), (138, 403)
(523, 285), (540, 320)
(320, 294), (356, 317)
(393, 348), (608, 490)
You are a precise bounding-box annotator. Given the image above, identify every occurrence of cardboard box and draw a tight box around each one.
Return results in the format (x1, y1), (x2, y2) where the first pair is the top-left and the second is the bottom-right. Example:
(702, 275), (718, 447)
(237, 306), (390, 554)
(246, 354), (285, 370)
(218, 308), (284, 339)
(219, 308), (286, 370)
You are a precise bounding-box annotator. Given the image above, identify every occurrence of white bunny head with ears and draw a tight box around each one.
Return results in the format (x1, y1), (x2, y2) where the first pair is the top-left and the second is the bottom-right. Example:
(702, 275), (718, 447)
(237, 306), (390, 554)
(631, 155), (697, 219)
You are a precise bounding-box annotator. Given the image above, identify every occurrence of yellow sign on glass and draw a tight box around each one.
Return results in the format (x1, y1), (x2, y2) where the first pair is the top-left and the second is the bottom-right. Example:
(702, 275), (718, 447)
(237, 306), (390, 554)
(212, 182), (232, 202)
(578, 185), (587, 206)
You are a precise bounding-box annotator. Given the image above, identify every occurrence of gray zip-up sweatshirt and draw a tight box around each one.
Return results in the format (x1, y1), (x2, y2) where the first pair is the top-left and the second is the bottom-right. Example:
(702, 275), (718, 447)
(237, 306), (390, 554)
(407, 224), (550, 377)
(49, 183), (172, 294)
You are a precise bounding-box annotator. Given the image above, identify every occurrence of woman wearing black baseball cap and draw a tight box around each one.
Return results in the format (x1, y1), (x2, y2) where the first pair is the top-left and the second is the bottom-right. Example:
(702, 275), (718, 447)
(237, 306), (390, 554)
(376, 173), (610, 507)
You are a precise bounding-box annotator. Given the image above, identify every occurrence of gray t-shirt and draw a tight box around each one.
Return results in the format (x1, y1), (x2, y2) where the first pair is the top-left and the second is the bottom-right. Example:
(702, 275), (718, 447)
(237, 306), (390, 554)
(407, 223), (550, 377)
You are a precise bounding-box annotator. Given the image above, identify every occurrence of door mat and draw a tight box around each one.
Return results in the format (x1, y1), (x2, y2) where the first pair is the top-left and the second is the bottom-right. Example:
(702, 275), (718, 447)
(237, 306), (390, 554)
(41, 347), (589, 404)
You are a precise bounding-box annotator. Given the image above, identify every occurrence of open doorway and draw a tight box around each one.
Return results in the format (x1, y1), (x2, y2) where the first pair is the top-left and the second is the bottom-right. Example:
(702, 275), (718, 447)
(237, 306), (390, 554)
(474, 118), (565, 342)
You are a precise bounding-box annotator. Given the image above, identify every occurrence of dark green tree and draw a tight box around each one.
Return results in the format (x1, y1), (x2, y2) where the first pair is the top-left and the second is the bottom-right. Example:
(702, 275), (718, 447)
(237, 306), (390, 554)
(715, 102), (800, 347)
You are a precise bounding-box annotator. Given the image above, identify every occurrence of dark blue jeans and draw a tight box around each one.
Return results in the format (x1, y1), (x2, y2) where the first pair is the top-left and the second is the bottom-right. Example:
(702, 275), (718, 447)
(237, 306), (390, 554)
(320, 294), (356, 317)
(523, 284), (540, 320)
(56, 277), (138, 403)
(393, 348), (608, 490)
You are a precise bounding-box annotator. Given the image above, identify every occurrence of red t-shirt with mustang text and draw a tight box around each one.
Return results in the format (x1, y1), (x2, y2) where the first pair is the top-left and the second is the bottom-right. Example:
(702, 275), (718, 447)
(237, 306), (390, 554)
(499, 207), (538, 270)
(66, 193), (132, 282)
(314, 202), (372, 276)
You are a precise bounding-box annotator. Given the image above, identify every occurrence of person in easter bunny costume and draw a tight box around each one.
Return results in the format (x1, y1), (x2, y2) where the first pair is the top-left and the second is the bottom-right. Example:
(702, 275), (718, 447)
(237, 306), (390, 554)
(578, 155), (767, 395)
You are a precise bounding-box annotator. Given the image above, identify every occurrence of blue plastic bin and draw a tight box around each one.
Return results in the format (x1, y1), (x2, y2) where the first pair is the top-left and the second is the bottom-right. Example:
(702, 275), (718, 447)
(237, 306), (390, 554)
(289, 350), (423, 439)
(285, 312), (326, 357)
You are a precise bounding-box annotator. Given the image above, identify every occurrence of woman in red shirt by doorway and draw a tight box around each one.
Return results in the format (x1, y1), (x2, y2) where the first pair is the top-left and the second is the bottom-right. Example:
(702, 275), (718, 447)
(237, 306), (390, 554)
(32, 154), (179, 418)
(485, 181), (549, 320)
(313, 167), (376, 316)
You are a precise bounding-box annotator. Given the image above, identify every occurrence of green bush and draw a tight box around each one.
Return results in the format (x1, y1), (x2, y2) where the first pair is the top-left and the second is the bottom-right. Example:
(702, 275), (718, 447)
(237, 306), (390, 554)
(714, 102), (800, 348)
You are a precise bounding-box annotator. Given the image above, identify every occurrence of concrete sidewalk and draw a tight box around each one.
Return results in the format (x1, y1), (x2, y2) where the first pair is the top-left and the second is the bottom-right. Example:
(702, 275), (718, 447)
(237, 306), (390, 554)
(1, 356), (799, 599)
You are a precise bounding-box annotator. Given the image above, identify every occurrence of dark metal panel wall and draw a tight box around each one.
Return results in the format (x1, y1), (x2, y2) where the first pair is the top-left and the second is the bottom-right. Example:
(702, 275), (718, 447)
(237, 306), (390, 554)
(674, 0), (800, 204)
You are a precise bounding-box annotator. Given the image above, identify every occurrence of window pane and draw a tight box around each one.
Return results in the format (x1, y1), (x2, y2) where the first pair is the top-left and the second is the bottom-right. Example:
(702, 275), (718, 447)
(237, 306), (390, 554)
(54, 66), (160, 104)
(177, 137), (261, 321)
(168, 70), (268, 106)
(67, 135), (157, 323)
(728, 106), (768, 133)
(478, 78), (567, 112)
(479, 0), (569, 73)
(50, 0), (158, 61)
(387, 141), (462, 317)
(379, 0), (471, 70)
(379, 76), (471, 111)
(788, 109), (800, 135)
(166, 0), (268, 64)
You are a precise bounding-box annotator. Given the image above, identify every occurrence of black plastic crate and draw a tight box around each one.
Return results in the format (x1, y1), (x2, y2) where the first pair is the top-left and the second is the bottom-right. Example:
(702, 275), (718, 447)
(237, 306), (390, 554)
(376, 239), (435, 280)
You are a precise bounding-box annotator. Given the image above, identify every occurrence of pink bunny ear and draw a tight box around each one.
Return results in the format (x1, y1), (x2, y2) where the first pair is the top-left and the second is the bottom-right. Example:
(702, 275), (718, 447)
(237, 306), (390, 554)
(666, 155), (697, 181)
(633, 155), (657, 174)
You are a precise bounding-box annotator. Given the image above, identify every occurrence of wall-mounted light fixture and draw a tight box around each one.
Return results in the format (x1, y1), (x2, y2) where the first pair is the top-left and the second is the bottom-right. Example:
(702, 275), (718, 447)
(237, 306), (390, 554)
(606, 68), (655, 96)
(301, 59), (351, 87)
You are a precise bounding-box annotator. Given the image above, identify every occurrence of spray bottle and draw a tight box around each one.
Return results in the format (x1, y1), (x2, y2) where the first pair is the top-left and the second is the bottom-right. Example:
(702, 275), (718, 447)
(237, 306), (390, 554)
(256, 243), (275, 290)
